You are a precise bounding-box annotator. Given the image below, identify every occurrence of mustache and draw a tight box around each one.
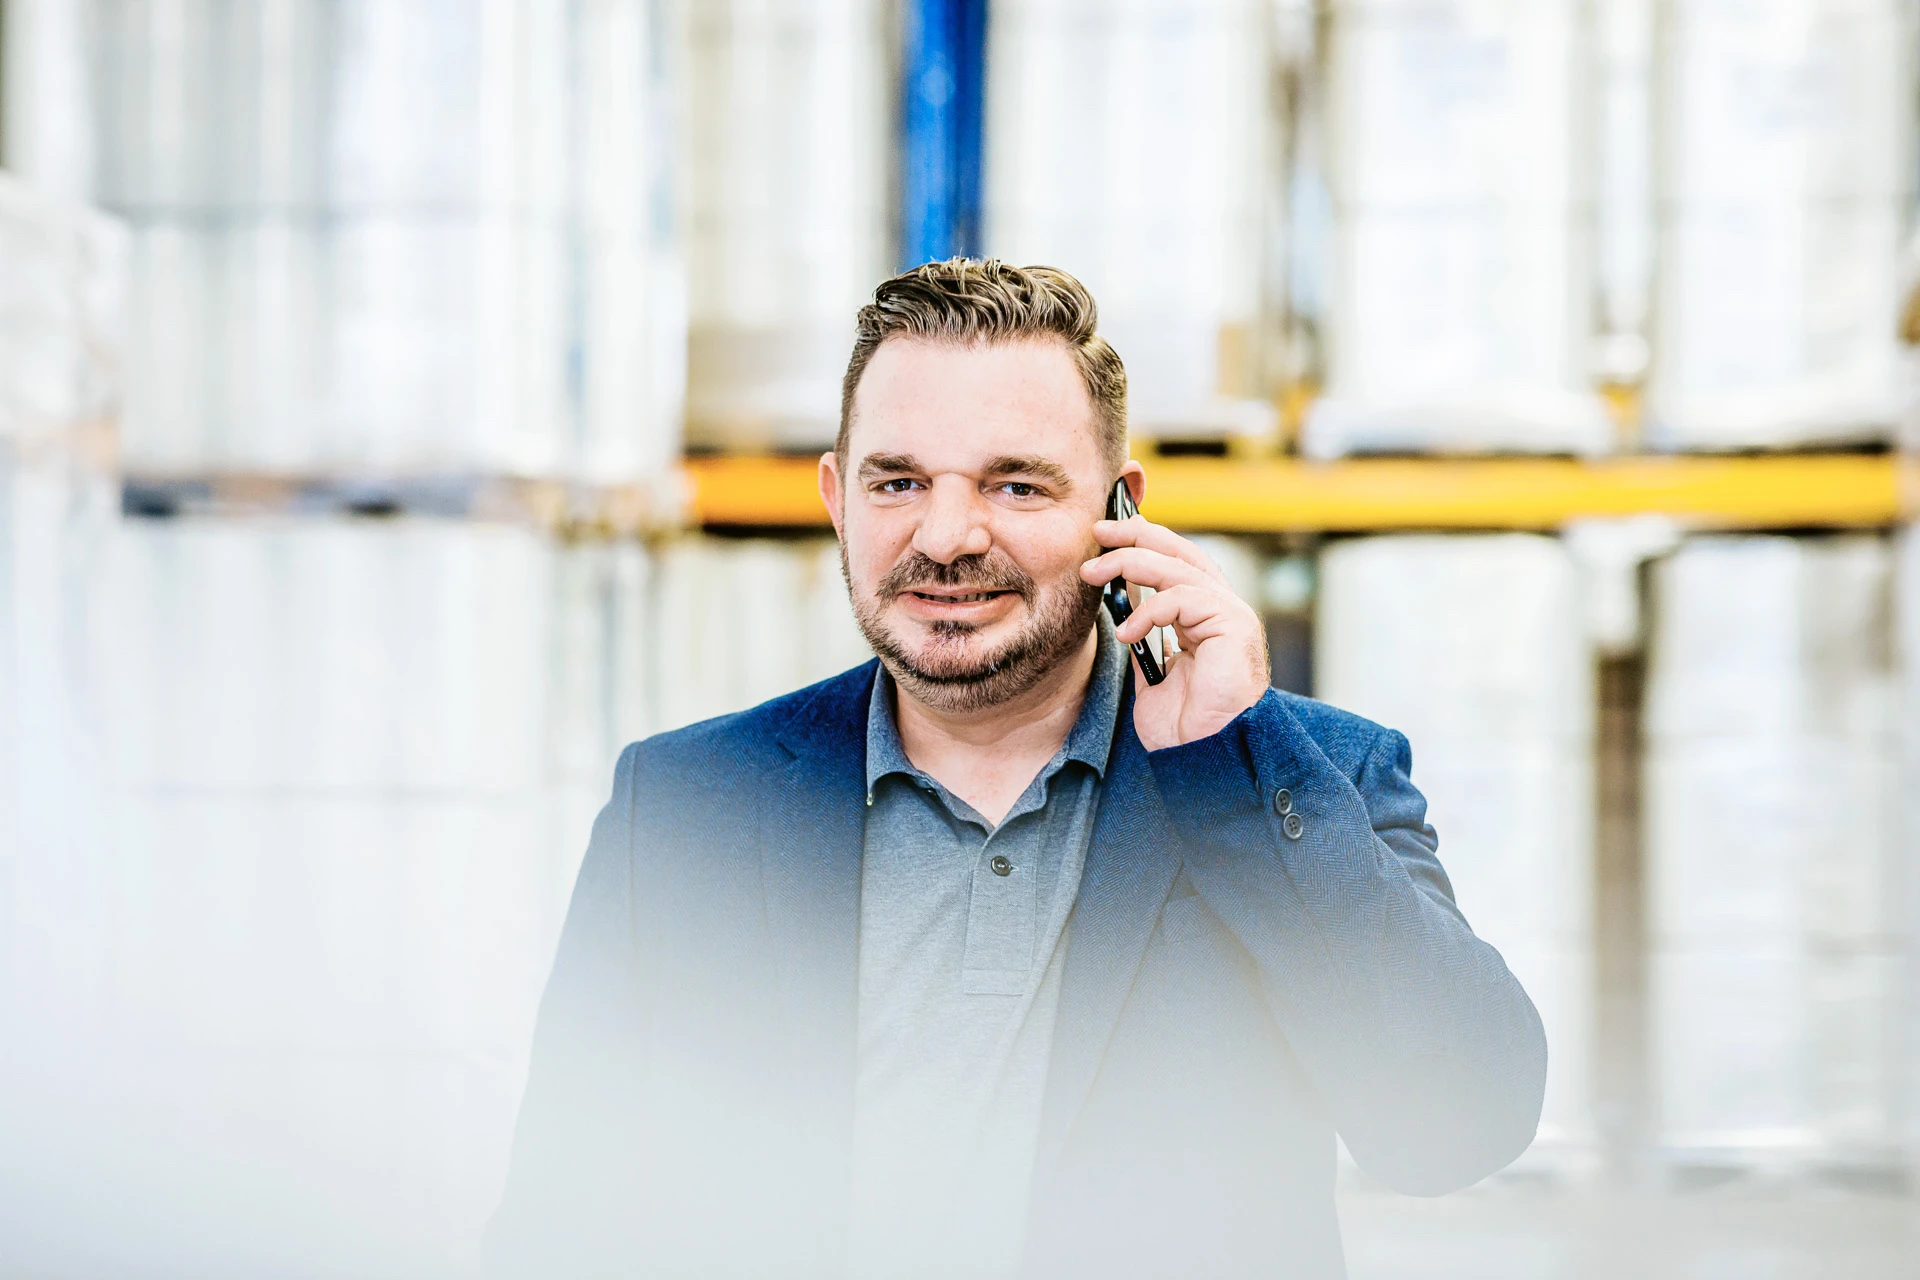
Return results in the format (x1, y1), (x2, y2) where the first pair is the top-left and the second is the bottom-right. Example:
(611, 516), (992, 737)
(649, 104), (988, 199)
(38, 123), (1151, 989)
(877, 552), (1036, 602)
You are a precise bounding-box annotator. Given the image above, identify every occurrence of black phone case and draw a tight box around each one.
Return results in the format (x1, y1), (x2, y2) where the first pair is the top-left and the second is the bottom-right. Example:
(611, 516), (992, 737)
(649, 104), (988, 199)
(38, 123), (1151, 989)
(1103, 480), (1166, 685)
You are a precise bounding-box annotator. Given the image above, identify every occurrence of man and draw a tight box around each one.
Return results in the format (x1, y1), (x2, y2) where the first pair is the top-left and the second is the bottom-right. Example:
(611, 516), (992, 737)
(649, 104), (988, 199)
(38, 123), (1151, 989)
(487, 261), (1546, 1279)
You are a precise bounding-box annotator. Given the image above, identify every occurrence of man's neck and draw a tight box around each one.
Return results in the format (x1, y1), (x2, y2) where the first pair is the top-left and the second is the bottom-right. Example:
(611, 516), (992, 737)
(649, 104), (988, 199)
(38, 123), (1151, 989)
(892, 627), (1102, 826)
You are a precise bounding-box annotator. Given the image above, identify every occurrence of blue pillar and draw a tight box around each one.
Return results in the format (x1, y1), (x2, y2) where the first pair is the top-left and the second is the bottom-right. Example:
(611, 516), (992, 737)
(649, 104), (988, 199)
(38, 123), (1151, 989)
(898, 0), (987, 269)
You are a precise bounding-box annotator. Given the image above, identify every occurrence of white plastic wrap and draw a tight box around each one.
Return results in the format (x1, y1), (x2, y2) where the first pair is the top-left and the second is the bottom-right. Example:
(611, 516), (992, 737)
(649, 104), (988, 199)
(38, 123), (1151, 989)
(0, 455), (120, 1068)
(799, 537), (876, 682)
(1645, 738), (1897, 944)
(0, 175), (125, 444)
(1899, 527), (1920, 1165)
(1315, 534), (1594, 746)
(679, 0), (890, 450)
(101, 520), (558, 792)
(1646, 0), (1919, 447)
(85, 0), (683, 480)
(1652, 944), (1903, 1161)
(41, 516), (672, 1271)
(1315, 533), (1596, 1152)
(1645, 534), (1903, 1164)
(1644, 534), (1895, 743)
(1, 0), (96, 202)
(91, 0), (570, 217)
(651, 534), (871, 733)
(0, 183), (124, 1079)
(1305, 0), (1614, 457)
(986, 0), (1279, 443)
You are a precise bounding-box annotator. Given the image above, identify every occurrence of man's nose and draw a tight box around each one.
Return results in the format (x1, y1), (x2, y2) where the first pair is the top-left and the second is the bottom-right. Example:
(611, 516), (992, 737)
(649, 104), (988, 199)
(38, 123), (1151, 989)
(910, 476), (993, 564)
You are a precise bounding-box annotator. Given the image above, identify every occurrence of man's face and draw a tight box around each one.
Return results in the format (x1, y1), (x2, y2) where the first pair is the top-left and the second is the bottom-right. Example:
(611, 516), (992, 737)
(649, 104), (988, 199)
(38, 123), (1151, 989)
(819, 337), (1133, 712)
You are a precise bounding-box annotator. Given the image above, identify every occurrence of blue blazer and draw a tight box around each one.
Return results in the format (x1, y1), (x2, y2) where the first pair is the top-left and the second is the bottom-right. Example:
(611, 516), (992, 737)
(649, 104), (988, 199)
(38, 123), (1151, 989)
(487, 661), (1547, 1279)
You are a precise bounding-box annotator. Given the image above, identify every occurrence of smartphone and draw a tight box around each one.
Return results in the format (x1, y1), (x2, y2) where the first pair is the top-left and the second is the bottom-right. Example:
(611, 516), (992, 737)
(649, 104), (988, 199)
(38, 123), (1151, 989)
(1102, 479), (1166, 686)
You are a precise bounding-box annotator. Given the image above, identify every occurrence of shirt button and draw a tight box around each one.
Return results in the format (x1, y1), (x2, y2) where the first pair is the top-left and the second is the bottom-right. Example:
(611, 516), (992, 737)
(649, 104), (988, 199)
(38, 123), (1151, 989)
(1273, 787), (1292, 816)
(1283, 812), (1304, 841)
(989, 854), (1013, 877)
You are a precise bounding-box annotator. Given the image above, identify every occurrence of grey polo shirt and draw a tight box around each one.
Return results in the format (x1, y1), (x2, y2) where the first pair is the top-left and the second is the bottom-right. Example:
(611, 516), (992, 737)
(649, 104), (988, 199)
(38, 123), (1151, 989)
(846, 616), (1127, 1280)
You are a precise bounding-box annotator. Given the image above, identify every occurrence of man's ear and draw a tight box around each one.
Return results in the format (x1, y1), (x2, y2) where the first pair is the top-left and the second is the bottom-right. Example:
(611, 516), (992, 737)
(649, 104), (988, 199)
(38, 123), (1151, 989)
(1120, 459), (1146, 508)
(818, 451), (846, 540)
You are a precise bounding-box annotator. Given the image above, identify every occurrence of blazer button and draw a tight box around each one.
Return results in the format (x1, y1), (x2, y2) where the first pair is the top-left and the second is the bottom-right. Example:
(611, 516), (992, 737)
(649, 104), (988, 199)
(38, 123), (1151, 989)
(1283, 812), (1304, 841)
(990, 854), (1013, 876)
(1272, 787), (1293, 816)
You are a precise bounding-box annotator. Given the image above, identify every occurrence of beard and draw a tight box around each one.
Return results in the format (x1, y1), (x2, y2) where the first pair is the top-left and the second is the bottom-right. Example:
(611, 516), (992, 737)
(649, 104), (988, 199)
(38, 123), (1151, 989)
(843, 544), (1105, 714)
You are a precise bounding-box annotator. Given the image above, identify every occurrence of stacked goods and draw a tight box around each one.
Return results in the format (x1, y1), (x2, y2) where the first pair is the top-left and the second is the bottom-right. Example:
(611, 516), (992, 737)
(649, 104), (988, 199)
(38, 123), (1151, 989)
(1899, 529), (1920, 1170)
(985, 0), (1280, 445)
(678, 0), (890, 451)
(0, 175), (123, 1021)
(1646, 0), (1917, 448)
(0, 177), (122, 951)
(0, 174), (123, 448)
(1305, 0), (1614, 457)
(651, 535), (871, 732)
(13, 519), (867, 1270)
(82, 518), (650, 1272)
(1316, 534), (1597, 1157)
(0, 175), (125, 1264)
(88, 0), (682, 482)
(1645, 536), (1901, 1168)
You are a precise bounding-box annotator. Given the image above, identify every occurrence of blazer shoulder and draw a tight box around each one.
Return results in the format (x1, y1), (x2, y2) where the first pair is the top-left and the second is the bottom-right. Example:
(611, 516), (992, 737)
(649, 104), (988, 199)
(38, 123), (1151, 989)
(1269, 689), (1401, 779)
(622, 659), (880, 785)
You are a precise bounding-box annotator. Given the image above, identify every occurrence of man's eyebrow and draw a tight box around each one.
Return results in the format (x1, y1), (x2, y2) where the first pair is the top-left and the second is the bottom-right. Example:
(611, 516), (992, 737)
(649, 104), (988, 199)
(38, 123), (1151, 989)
(857, 452), (922, 481)
(983, 455), (1074, 490)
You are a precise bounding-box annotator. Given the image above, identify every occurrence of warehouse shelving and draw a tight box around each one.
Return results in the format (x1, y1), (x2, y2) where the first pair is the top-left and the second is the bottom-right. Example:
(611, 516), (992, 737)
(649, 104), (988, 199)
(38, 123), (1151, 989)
(684, 451), (1913, 532)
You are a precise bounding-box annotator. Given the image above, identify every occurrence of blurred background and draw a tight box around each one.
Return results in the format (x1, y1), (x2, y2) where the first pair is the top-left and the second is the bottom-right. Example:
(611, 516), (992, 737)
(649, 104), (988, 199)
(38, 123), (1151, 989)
(1, 0), (1917, 1275)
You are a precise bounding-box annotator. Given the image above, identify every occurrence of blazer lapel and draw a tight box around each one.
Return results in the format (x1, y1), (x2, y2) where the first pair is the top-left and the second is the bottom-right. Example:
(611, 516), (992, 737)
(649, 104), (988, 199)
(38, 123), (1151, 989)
(1034, 678), (1182, 1180)
(761, 663), (877, 1166)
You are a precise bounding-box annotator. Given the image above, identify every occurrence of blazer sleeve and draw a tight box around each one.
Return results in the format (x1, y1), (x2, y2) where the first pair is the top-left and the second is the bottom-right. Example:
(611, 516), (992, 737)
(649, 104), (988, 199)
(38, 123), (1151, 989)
(483, 742), (651, 1278)
(1147, 690), (1549, 1195)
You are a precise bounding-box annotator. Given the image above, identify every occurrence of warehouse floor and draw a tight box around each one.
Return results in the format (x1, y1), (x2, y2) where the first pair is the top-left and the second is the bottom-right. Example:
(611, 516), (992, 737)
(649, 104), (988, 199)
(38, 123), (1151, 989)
(1339, 1180), (1920, 1279)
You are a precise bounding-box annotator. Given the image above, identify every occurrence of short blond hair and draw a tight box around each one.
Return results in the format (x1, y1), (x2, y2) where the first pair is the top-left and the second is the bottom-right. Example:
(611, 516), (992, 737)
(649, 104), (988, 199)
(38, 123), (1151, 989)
(838, 259), (1128, 473)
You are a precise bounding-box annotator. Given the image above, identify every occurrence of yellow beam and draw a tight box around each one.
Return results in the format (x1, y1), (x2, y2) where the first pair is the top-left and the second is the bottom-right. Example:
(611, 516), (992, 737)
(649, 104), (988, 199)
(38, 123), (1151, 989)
(685, 454), (834, 526)
(683, 452), (1912, 532)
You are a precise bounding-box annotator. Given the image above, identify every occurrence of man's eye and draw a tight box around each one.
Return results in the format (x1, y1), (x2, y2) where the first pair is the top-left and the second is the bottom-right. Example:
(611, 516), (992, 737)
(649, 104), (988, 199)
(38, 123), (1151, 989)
(999, 482), (1040, 498)
(875, 477), (921, 494)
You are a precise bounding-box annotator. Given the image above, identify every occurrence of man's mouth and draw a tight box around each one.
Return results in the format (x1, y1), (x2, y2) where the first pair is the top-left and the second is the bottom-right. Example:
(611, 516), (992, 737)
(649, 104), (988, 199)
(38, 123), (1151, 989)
(906, 589), (1011, 603)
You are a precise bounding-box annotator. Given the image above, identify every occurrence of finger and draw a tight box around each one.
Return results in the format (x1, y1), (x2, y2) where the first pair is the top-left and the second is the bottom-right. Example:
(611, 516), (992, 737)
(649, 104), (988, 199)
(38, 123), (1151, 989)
(1111, 583), (1244, 646)
(1091, 516), (1228, 583)
(1081, 545), (1216, 593)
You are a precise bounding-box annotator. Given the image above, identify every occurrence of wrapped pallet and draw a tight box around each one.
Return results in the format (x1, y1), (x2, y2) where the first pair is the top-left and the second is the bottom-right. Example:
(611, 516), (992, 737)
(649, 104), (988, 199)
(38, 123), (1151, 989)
(1645, 536), (1902, 1168)
(0, 175), (127, 1267)
(985, 0), (1282, 446)
(64, 516), (655, 1273)
(678, 0), (890, 451)
(1316, 534), (1597, 1160)
(82, 0), (683, 482)
(0, 174), (124, 1005)
(1304, 0), (1614, 457)
(1646, 0), (1918, 448)
(0, 174), (123, 447)
(650, 534), (870, 733)
(1899, 528), (1920, 1172)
